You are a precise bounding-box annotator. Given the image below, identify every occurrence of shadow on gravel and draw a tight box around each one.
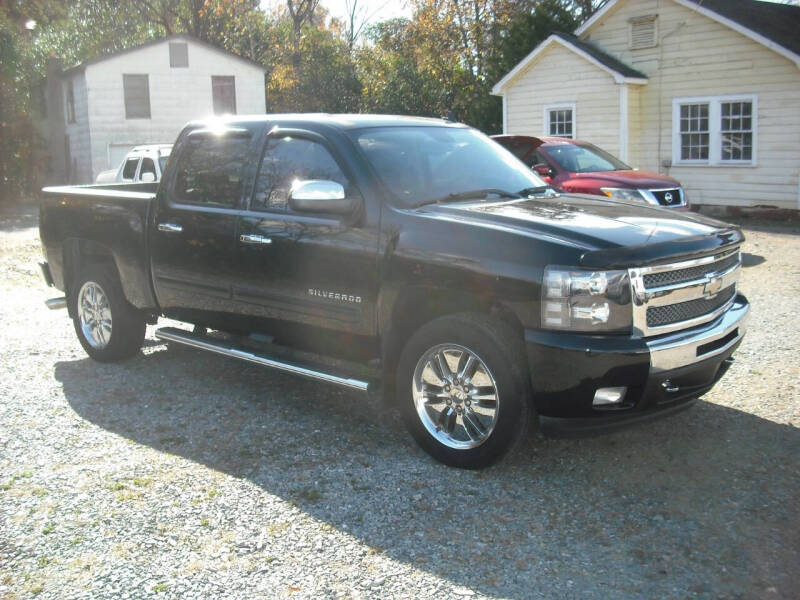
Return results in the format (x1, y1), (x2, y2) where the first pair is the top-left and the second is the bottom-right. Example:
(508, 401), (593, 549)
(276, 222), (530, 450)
(0, 203), (39, 232)
(741, 252), (766, 268)
(55, 344), (800, 599)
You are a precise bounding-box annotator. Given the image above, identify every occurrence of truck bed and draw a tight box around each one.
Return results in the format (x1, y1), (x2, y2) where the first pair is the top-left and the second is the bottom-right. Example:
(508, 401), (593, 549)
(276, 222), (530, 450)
(39, 182), (159, 309)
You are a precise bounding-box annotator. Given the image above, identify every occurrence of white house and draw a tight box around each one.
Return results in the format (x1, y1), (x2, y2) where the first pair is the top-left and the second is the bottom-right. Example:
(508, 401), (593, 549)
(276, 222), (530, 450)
(41, 35), (266, 184)
(492, 0), (800, 211)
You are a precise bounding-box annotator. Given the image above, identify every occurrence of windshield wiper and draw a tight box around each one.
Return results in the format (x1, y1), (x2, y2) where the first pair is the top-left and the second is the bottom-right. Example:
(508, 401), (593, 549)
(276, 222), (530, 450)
(416, 188), (521, 208)
(517, 185), (558, 197)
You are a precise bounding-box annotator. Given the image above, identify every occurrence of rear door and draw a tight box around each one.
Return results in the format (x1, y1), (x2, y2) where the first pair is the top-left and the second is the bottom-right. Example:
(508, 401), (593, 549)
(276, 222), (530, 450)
(232, 129), (379, 337)
(150, 127), (257, 320)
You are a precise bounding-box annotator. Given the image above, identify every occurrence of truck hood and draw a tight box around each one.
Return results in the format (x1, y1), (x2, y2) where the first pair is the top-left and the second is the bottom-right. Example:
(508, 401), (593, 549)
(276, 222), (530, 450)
(568, 170), (681, 189)
(416, 194), (743, 268)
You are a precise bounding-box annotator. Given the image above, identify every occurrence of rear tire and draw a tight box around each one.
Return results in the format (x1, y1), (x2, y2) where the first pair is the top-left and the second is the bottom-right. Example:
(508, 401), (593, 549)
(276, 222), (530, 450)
(69, 264), (146, 362)
(396, 312), (531, 469)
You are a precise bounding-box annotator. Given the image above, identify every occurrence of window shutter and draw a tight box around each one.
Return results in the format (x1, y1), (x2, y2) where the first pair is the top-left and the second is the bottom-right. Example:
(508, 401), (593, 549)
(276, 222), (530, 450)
(169, 42), (189, 68)
(123, 74), (151, 119)
(211, 76), (236, 115)
(630, 16), (657, 50)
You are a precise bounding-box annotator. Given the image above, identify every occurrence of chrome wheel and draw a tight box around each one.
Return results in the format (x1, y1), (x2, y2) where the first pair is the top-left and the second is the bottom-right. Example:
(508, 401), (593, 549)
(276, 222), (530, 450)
(412, 343), (500, 450)
(78, 281), (112, 349)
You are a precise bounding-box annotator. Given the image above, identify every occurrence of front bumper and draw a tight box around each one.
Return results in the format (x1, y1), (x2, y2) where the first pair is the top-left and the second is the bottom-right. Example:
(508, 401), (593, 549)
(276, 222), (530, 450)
(525, 294), (749, 434)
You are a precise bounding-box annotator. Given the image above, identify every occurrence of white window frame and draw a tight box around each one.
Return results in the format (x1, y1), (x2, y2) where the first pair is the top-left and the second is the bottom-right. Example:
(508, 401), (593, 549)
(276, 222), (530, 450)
(672, 94), (757, 167)
(543, 103), (577, 139)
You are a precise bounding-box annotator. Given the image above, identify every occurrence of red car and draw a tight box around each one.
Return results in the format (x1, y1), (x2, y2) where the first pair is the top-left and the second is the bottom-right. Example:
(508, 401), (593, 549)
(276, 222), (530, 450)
(492, 135), (687, 209)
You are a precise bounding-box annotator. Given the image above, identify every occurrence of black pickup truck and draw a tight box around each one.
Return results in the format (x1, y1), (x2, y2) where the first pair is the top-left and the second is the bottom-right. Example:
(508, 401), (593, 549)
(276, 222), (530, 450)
(39, 115), (749, 468)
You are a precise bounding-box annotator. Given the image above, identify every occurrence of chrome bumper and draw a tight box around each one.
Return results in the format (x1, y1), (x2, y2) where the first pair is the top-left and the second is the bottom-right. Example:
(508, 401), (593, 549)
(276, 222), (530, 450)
(647, 295), (749, 372)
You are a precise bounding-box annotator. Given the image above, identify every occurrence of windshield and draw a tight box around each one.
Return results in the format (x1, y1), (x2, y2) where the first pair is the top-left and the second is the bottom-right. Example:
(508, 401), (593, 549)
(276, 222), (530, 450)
(351, 126), (547, 207)
(543, 142), (630, 173)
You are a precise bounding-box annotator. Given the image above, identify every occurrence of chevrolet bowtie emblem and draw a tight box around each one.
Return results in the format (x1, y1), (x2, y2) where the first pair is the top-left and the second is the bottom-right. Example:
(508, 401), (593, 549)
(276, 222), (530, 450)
(703, 274), (723, 297)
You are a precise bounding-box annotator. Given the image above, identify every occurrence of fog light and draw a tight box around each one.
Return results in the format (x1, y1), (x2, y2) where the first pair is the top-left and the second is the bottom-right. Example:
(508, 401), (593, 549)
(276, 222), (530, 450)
(593, 387), (627, 406)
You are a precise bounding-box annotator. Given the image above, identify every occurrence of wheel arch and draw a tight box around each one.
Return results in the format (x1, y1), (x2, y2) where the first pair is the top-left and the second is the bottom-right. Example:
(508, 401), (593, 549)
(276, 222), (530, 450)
(62, 238), (119, 318)
(379, 284), (527, 405)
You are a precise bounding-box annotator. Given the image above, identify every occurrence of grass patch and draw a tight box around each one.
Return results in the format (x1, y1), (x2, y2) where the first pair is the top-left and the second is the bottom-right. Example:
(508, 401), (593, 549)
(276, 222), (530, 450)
(152, 583), (168, 593)
(1, 471), (33, 490)
(41, 523), (54, 535)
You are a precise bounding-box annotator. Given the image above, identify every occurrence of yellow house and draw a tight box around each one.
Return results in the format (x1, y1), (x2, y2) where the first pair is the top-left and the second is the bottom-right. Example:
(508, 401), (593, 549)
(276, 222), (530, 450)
(492, 0), (800, 211)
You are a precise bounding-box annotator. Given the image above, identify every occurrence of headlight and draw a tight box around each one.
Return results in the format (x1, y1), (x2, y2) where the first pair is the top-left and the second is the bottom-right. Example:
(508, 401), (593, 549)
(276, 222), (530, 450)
(601, 187), (646, 203)
(541, 266), (632, 333)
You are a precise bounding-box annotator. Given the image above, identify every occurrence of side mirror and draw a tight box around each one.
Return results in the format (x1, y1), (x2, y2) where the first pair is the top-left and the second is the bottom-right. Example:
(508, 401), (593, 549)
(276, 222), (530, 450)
(533, 163), (553, 177)
(288, 180), (355, 214)
(139, 171), (156, 183)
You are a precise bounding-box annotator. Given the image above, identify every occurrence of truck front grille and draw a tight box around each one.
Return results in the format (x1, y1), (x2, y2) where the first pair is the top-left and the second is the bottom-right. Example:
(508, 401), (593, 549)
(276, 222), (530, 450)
(630, 249), (741, 337)
(643, 252), (739, 288)
(646, 285), (736, 327)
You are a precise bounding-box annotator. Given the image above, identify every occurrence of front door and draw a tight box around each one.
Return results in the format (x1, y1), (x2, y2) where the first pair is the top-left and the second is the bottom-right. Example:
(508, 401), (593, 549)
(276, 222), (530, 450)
(232, 131), (379, 341)
(150, 127), (255, 321)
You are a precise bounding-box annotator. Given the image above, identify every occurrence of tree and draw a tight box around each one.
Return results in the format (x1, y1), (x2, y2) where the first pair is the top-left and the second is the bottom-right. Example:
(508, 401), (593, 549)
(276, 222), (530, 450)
(286, 0), (319, 68)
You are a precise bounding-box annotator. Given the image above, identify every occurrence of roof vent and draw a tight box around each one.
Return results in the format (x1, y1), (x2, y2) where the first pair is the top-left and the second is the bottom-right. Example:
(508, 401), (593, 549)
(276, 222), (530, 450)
(630, 15), (658, 50)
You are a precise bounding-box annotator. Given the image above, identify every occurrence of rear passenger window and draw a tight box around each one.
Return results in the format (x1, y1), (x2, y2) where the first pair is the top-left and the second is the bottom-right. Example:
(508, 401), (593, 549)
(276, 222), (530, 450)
(122, 158), (139, 180)
(173, 134), (250, 207)
(139, 157), (156, 180)
(252, 137), (349, 212)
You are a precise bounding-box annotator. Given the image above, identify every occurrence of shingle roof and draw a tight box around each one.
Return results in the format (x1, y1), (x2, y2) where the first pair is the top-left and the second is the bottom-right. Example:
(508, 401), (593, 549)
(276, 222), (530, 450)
(552, 32), (647, 80)
(684, 0), (800, 58)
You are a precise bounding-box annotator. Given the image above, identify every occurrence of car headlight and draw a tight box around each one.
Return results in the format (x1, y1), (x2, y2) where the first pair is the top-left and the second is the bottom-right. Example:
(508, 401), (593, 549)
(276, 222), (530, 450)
(541, 266), (632, 333)
(600, 187), (646, 203)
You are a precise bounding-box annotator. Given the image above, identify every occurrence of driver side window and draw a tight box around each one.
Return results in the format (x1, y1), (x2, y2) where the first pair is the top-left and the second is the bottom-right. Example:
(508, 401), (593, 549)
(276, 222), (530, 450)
(252, 137), (349, 212)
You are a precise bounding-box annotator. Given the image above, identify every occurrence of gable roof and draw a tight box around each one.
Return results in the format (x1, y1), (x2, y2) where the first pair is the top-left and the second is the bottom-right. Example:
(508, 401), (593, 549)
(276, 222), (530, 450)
(491, 31), (647, 95)
(576, 0), (800, 69)
(61, 34), (266, 76)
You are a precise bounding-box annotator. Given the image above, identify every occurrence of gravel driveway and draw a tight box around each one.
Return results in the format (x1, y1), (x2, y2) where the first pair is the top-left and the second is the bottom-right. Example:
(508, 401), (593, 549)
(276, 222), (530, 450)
(1, 204), (798, 600)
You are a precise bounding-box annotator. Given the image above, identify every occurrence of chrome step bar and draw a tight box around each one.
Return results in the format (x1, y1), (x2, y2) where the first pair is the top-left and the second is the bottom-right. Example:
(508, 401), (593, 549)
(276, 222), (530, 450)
(45, 297), (67, 310)
(154, 326), (371, 392)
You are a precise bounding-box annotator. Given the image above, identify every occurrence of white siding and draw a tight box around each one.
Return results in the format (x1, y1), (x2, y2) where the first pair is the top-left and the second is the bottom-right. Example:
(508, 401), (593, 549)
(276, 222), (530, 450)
(582, 0), (800, 209)
(505, 43), (623, 156)
(63, 73), (92, 183)
(84, 38), (266, 179)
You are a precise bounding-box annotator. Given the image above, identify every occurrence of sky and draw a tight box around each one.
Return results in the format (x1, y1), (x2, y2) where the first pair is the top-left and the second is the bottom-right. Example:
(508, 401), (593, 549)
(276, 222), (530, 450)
(321, 0), (413, 25)
(260, 0), (413, 26)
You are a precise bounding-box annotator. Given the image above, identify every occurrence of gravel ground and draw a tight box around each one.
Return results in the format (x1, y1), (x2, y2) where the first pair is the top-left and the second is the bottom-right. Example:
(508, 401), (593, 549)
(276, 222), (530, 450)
(1, 204), (798, 600)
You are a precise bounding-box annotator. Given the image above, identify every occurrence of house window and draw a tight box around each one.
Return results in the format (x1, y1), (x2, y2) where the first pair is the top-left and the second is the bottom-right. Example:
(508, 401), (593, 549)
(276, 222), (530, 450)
(212, 76), (236, 115)
(720, 101), (753, 161)
(679, 103), (709, 160)
(673, 96), (757, 166)
(66, 80), (76, 123)
(169, 42), (189, 68)
(123, 74), (151, 119)
(629, 15), (658, 50)
(544, 104), (575, 138)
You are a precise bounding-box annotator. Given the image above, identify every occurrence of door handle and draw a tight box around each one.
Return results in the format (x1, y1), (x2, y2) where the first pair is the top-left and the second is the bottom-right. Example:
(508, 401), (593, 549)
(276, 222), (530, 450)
(158, 223), (183, 233)
(240, 234), (272, 245)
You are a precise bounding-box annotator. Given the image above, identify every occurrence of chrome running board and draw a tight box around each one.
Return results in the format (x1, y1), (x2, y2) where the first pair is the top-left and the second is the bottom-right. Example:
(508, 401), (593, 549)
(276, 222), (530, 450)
(154, 326), (371, 392)
(45, 297), (67, 310)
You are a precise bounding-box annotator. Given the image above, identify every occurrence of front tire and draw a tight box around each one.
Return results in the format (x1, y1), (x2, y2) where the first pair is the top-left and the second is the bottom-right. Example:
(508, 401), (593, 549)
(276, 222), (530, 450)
(396, 313), (531, 469)
(70, 264), (146, 362)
